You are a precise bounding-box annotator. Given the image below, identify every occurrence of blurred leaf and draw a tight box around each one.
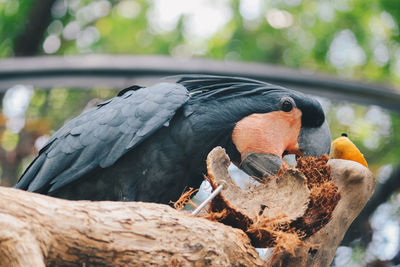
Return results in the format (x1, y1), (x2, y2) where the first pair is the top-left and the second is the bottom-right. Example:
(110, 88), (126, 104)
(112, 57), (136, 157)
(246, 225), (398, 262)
(1, 129), (19, 151)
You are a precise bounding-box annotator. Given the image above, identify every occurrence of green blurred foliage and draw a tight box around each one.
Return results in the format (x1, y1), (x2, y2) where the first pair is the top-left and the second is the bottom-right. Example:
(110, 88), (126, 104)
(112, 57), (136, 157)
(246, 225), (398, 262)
(0, 0), (400, 83)
(1, 0), (400, 83)
(0, 0), (33, 57)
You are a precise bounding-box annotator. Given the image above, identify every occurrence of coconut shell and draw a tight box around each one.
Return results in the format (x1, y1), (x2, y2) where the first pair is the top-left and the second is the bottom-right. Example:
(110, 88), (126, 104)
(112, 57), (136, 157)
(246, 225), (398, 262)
(205, 147), (340, 248)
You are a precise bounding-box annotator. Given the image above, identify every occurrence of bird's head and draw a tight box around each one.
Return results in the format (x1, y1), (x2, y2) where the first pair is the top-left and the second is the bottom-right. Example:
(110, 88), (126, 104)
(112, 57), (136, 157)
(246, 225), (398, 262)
(231, 90), (330, 159)
(179, 75), (331, 177)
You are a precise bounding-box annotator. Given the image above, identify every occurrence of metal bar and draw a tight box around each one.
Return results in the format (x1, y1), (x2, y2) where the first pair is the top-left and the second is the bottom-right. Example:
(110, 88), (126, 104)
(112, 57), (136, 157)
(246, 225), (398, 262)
(1, 55), (400, 112)
(191, 184), (224, 216)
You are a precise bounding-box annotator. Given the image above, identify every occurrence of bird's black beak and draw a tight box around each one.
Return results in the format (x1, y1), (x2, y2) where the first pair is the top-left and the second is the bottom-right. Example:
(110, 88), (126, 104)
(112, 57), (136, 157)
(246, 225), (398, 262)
(240, 152), (283, 179)
(298, 121), (331, 157)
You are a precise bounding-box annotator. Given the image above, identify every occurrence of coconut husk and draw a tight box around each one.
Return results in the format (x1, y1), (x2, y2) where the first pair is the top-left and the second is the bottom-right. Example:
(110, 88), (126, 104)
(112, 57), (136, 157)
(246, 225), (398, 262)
(204, 147), (340, 249)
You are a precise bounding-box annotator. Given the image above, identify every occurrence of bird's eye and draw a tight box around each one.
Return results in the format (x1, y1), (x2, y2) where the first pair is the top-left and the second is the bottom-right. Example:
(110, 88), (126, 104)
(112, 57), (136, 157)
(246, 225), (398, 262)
(279, 97), (295, 112)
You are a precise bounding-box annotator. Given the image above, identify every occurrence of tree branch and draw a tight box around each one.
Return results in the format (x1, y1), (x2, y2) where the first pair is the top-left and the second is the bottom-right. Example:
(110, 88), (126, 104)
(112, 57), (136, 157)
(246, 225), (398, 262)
(0, 186), (264, 267)
(14, 0), (56, 56)
(342, 164), (400, 245)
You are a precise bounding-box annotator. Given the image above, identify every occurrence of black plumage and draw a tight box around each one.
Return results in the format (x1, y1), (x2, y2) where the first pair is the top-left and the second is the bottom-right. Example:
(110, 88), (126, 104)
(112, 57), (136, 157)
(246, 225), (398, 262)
(15, 75), (330, 204)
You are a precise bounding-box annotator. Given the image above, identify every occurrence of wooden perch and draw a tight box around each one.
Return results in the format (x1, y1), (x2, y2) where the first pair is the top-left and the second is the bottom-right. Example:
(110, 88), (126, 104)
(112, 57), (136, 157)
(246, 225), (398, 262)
(0, 187), (264, 267)
(0, 146), (374, 267)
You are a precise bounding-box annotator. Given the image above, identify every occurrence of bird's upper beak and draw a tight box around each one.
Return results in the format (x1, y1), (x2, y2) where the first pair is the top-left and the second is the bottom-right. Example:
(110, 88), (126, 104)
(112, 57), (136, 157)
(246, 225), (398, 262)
(297, 121), (331, 157)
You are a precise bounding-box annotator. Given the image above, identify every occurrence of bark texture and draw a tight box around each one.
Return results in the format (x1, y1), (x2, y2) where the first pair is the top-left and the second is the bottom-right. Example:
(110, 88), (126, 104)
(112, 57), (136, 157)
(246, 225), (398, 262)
(0, 186), (264, 267)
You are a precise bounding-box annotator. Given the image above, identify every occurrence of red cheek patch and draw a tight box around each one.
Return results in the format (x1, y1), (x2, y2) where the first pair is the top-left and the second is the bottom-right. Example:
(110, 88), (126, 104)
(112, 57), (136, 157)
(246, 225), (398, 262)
(232, 109), (302, 160)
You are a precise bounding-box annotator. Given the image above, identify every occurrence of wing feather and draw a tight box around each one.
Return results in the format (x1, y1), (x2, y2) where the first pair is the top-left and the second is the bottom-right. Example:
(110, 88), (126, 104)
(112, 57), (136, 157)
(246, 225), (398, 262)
(15, 82), (189, 193)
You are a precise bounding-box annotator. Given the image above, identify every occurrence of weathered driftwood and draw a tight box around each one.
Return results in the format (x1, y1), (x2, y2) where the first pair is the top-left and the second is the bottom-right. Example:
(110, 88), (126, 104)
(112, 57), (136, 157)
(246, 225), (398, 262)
(0, 148), (374, 267)
(0, 186), (264, 267)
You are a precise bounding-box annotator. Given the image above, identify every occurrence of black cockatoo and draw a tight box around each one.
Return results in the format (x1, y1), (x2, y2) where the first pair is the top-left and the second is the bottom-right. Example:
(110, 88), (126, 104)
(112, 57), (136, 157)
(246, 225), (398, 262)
(15, 75), (331, 204)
